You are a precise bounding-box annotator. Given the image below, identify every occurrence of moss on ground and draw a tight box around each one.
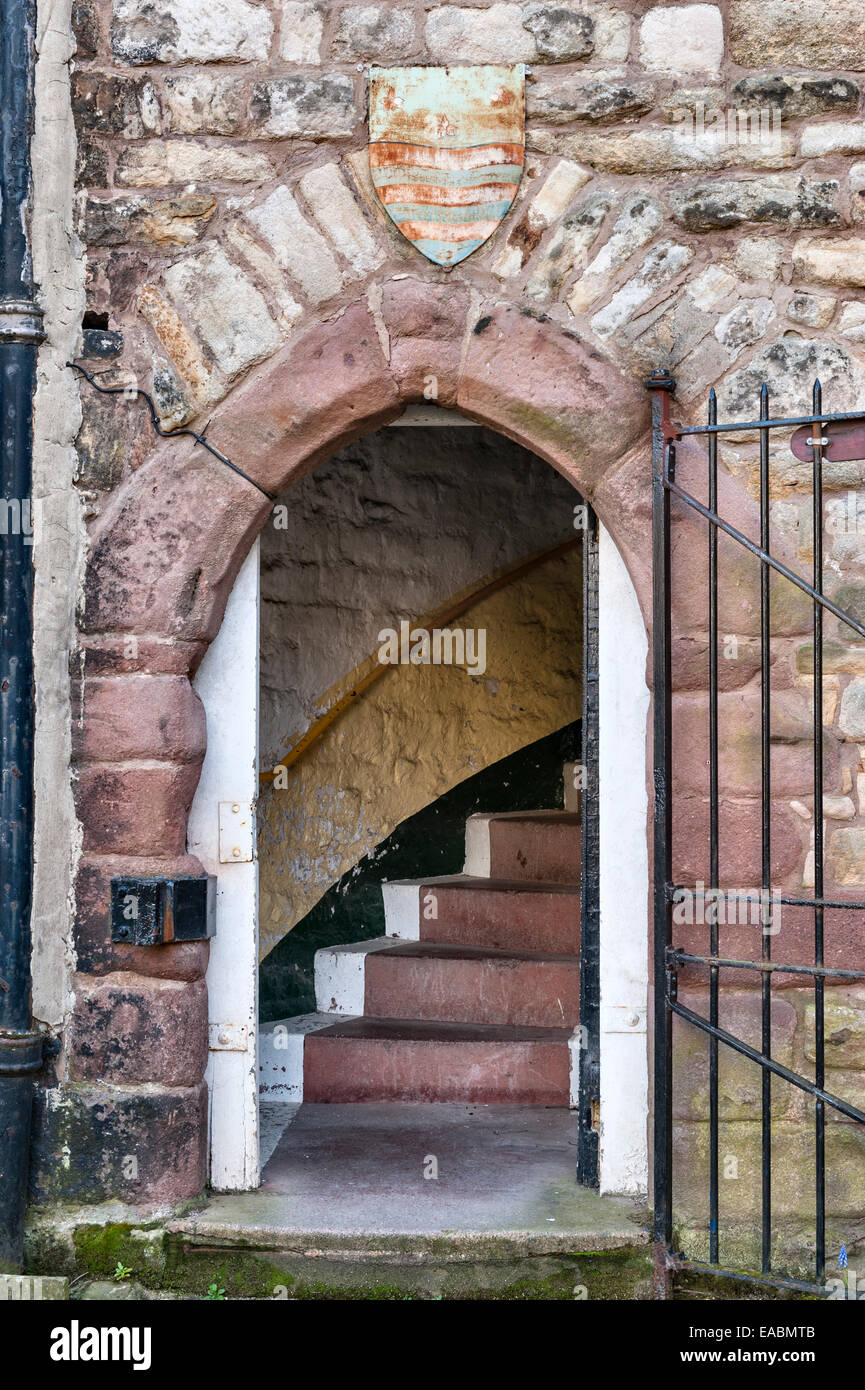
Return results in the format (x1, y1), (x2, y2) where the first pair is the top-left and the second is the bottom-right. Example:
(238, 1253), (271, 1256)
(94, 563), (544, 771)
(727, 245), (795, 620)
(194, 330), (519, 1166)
(31, 1218), (654, 1300)
(160, 1240), (653, 1301)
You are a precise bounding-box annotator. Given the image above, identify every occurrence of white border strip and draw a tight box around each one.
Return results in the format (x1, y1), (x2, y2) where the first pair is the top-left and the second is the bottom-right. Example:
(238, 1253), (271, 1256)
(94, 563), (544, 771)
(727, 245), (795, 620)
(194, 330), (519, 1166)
(190, 541), (261, 1191)
(598, 524), (650, 1196)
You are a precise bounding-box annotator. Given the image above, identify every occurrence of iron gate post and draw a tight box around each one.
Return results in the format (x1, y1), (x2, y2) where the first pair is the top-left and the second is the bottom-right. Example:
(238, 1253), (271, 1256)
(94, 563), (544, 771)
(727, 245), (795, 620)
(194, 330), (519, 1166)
(0, 0), (46, 1271)
(577, 503), (600, 1188)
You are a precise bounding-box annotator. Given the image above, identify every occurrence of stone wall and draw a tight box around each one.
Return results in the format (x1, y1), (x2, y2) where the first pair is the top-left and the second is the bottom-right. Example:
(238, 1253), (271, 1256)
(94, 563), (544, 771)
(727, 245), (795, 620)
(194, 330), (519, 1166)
(71, 0), (865, 464)
(668, 428), (865, 1274)
(35, 0), (865, 1237)
(260, 425), (578, 764)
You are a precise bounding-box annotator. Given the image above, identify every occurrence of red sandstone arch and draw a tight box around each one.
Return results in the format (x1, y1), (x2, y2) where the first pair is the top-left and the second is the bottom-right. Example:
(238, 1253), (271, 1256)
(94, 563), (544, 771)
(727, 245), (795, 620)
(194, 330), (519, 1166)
(65, 288), (652, 1202)
(84, 289), (651, 647)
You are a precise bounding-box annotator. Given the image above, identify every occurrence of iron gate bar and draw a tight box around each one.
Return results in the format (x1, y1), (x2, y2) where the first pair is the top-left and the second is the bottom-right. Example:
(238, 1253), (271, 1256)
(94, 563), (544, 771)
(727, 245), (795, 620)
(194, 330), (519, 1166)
(663, 459), (865, 640)
(759, 384), (772, 1275)
(671, 950), (865, 983)
(669, 885), (865, 910)
(812, 380), (826, 1281)
(650, 369), (865, 1299)
(670, 998), (865, 1126)
(707, 387), (720, 1265)
(668, 1259), (830, 1298)
(675, 407), (865, 435)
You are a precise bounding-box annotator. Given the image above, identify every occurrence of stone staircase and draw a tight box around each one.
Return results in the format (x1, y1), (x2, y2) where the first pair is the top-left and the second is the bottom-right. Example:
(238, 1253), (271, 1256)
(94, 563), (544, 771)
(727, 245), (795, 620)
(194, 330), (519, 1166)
(260, 809), (581, 1107)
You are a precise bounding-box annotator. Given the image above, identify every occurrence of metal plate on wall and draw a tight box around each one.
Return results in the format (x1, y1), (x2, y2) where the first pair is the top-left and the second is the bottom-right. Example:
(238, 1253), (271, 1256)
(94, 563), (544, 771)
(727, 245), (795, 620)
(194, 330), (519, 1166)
(110, 875), (216, 944)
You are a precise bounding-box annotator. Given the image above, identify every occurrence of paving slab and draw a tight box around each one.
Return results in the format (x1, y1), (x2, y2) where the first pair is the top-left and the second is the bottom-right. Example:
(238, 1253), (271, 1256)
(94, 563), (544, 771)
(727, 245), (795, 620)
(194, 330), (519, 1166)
(170, 1103), (648, 1258)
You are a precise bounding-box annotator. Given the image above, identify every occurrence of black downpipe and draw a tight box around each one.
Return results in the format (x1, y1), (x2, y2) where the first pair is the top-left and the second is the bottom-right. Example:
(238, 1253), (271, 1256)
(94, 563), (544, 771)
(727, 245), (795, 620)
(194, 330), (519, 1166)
(0, 0), (46, 1271)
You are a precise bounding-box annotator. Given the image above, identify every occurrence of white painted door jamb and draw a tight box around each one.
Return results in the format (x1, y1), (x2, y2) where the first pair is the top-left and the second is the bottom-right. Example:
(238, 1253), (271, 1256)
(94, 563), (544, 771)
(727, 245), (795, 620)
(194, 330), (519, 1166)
(188, 540), (261, 1191)
(597, 524), (650, 1196)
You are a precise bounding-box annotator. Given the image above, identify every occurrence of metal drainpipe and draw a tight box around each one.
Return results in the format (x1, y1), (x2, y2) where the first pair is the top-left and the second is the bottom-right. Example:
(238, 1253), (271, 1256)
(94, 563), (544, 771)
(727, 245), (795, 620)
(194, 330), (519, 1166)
(0, 0), (47, 1271)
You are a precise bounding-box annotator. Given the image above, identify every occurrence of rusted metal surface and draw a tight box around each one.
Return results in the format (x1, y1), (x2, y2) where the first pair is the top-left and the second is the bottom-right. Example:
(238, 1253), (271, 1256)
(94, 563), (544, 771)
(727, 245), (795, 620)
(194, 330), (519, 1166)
(369, 64), (525, 267)
(110, 876), (216, 944)
(791, 418), (865, 463)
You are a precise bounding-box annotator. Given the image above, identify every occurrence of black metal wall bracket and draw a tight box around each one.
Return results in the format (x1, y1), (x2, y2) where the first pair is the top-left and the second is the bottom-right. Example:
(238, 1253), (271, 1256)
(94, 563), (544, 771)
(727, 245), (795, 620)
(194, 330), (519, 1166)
(110, 875), (216, 945)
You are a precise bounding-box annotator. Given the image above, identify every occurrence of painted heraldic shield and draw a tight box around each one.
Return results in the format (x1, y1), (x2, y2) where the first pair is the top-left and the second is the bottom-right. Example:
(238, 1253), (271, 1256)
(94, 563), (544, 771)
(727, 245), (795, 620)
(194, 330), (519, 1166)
(369, 65), (525, 268)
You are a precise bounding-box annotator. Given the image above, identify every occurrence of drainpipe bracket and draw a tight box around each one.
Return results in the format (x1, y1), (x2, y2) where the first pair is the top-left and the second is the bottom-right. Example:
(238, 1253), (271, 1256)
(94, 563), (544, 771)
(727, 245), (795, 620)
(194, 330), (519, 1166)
(0, 298), (45, 345)
(0, 1029), (48, 1077)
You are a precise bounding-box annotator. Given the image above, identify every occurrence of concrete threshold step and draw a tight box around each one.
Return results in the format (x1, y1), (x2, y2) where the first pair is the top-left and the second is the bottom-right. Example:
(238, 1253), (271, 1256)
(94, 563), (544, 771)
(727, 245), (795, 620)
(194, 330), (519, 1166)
(169, 1104), (649, 1269)
(303, 1015), (573, 1105)
(383, 875), (580, 953)
(318, 937), (579, 1028)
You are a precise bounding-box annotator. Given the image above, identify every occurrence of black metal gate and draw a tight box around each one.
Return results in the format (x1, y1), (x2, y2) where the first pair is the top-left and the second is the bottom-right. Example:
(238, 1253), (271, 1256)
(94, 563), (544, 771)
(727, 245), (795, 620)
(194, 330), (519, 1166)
(651, 368), (865, 1297)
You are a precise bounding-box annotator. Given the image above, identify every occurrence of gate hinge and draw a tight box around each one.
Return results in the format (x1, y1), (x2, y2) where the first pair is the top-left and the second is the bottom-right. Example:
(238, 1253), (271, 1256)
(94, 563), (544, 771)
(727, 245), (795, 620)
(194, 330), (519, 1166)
(664, 947), (679, 1002)
(218, 801), (255, 863)
(209, 1022), (250, 1052)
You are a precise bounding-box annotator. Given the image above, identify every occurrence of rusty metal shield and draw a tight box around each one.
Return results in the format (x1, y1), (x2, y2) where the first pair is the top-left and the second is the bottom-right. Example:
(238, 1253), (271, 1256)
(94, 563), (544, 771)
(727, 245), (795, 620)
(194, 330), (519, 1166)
(369, 65), (525, 268)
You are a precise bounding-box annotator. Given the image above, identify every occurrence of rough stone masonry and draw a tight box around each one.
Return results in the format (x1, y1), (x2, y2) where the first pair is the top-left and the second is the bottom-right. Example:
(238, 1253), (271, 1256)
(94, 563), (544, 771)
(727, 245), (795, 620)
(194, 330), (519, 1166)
(24, 0), (865, 1273)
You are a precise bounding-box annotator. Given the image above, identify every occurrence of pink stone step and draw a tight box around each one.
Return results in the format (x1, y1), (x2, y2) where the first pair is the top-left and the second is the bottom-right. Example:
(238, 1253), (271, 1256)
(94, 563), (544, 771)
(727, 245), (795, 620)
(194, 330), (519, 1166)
(303, 1017), (571, 1105)
(469, 811), (581, 885)
(364, 942), (579, 1028)
(413, 876), (580, 954)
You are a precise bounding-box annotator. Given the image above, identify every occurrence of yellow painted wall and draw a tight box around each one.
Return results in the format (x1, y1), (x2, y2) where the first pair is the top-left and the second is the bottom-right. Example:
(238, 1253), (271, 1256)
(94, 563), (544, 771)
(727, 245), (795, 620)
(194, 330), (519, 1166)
(257, 547), (581, 960)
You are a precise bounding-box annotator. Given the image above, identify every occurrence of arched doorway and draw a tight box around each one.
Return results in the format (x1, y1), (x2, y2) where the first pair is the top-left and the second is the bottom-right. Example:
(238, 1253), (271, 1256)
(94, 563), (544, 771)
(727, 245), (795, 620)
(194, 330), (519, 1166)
(189, 406), (649, 1202)
(74, 300), (651, 1212)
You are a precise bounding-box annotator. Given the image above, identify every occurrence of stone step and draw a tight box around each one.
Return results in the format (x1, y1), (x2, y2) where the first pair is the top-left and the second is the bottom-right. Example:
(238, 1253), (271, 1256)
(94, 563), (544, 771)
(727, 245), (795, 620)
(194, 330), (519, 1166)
(260, 1010), (580, 1106)
(315, 937), (578, 1028)
(366, 941), (579, 1028)
(166, 1105), (651, 1301)
(464, 810), (581, 884)
(259, 1013), (339, 1102)
(303, 1017), (572, 1105)
(382, 875), (580, 954)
